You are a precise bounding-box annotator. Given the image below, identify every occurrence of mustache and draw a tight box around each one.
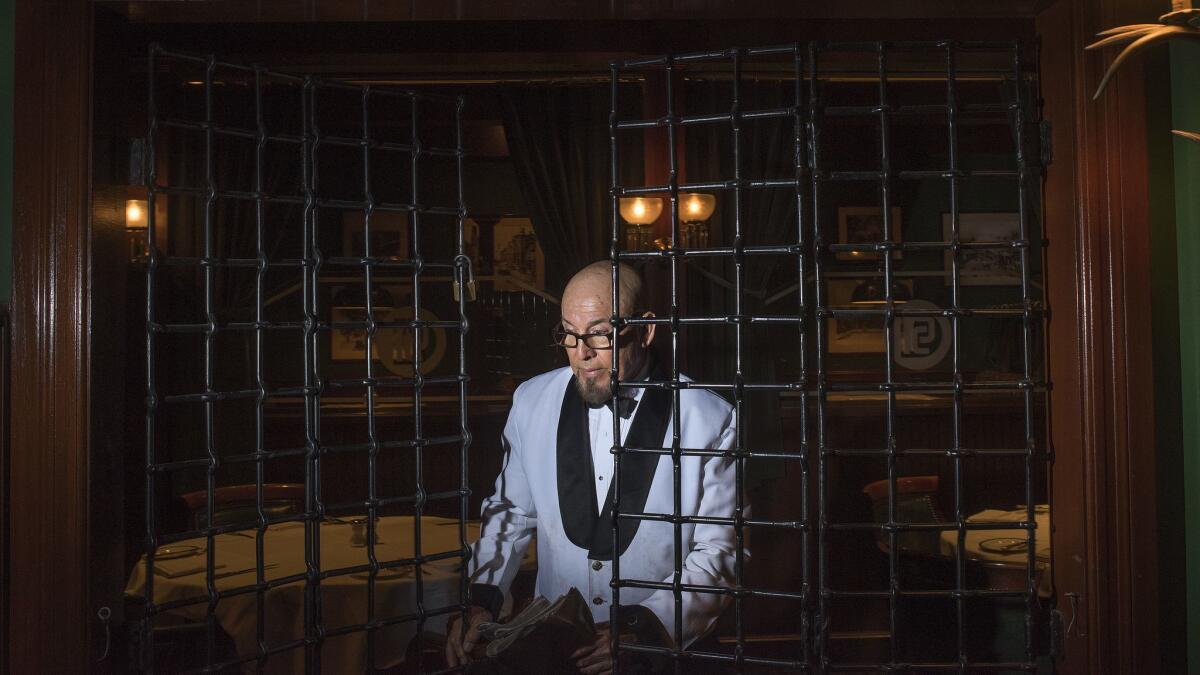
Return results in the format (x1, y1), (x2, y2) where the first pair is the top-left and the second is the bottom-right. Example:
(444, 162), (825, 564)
(573, 368), (612, 405)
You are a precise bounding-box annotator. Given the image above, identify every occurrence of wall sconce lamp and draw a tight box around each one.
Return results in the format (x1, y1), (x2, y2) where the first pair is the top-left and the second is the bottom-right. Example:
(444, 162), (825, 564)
(678, 193), (716, 249)
(618, 197), (663, 251)
(125, 198), (150, 262)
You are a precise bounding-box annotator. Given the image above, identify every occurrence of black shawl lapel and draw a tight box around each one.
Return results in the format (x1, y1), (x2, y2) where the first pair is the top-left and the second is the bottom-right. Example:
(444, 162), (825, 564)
(554, 366), (672, 561)
(588, 382), (670, 560)
(556, 376), (599, 550)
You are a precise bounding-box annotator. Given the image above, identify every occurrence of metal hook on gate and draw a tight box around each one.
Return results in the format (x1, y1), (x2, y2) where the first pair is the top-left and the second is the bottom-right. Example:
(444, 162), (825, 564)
(1064, 592), (1081, 637)
(94, 605), (112, 662)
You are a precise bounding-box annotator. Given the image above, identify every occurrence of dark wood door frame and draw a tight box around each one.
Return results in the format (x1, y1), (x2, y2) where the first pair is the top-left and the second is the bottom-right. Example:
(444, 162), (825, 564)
(6, 0), (93, 672)
(1039, 0), (1164, 672)
(1, 1), (1168, 672)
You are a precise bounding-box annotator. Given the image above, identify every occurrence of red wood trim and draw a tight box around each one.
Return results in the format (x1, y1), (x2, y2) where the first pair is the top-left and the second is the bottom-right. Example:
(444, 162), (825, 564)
(8, 0), (93, 672)
(1072, 0), (1161, 670)
(1040, 0), (1162, 672)
(1037, 2), (1091, 672)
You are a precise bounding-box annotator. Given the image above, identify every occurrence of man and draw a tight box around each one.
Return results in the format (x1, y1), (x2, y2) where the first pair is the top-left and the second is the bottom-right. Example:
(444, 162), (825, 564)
(446, 261), (741, 674)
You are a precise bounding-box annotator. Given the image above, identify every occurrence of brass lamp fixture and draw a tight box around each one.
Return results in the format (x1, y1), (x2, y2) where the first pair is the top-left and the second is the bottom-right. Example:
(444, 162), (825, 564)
(678, 193), (716, 249)
(125, 198), (150, 262)
(618, 197), (663, 251)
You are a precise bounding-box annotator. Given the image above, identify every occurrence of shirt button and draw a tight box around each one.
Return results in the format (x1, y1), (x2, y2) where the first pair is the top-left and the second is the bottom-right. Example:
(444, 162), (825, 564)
(598, 476), (604, 481)
(591, 560), (603, 571)
(592, 596), (604, 606)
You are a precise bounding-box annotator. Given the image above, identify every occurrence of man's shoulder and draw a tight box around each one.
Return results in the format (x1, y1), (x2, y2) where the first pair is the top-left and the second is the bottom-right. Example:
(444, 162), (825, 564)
(678, 381), (734, 421)
(512, 366), (572, 406)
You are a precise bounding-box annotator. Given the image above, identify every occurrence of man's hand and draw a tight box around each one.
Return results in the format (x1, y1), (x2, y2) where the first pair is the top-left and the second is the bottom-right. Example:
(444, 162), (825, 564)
(445, 606), (493, 667)
(570, 622), (636, 675)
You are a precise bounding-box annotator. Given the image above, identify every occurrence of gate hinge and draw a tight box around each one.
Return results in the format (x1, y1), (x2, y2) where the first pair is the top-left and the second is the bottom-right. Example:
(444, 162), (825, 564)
(1039, 119), (1053, 167)
(1048, 607), (1066, 660)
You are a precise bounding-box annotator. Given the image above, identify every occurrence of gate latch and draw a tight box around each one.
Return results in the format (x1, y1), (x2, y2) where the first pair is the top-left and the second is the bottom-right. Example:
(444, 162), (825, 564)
(1039, 119), (1053, 167)
(453, 257), (476, 303)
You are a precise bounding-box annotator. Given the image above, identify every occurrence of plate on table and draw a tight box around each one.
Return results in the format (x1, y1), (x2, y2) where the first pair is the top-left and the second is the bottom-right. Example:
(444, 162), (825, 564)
(977, 537), (1028, 555)
(156, 544), (203, 560)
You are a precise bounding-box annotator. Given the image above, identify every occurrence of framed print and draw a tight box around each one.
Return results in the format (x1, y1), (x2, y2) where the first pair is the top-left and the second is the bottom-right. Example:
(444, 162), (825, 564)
(492, 217), (545, 291)
(836, 206), (903, 261)
(328, 283), (448, 376)
(941, 212), (1022, 286)
(826, 278), (914, 354)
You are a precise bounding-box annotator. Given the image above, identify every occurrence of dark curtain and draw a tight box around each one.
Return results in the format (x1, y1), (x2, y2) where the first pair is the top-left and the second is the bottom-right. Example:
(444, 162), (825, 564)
(500, 84), (642, 294)
(169, 126), (303, 317)
(163, 97), (304, 492)
(684, 79), (800, 379)
(684, 79), (802, 464)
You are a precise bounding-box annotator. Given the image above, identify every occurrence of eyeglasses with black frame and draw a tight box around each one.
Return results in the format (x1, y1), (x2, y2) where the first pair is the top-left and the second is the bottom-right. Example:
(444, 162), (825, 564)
(552, 324), (639, 350)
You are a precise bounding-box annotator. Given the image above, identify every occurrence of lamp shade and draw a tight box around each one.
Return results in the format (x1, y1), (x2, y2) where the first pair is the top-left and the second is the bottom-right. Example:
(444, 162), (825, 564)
(619, 197), (663, 225)
(679, 193), (716, 222)
(126, 199), (149, 230)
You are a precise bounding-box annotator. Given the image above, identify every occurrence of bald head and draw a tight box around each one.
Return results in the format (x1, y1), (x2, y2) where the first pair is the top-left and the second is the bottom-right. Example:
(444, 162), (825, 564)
(559, 261), (655, 404)
(562, 261), (644, 318)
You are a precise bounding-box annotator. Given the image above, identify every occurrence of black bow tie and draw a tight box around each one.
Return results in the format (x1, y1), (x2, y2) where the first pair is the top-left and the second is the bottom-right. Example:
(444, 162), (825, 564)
(592, 396), (637, 419)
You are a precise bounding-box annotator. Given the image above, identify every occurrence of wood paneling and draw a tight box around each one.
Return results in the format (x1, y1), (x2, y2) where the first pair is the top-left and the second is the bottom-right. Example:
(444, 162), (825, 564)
(1038, 0), (1163, 672)
(8, 0), (93, 672)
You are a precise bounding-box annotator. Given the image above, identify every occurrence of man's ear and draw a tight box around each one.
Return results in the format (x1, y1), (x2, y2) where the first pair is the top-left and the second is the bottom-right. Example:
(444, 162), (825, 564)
(640, 311), (656, 347)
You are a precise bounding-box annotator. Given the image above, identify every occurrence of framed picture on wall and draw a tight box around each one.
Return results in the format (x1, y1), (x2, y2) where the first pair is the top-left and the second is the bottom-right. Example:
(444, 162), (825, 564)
(492, 217), (545, 291)
(836, 206), (903, 261)
(328, 283), (449, 376)
(826, 278), (915, 353)
(941, 212), (1022, 286)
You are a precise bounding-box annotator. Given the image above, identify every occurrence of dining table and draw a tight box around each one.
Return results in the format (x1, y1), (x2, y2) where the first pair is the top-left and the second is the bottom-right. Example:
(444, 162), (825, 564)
(936, 505), (1052, 666)
(125, 515), (535, 674)
(938, 504), (1052, 595)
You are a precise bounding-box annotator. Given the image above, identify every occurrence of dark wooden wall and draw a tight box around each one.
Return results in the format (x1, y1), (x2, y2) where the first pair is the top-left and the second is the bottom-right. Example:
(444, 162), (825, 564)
(1038, 0), (1166, 672)
(9, 0), (93, 672)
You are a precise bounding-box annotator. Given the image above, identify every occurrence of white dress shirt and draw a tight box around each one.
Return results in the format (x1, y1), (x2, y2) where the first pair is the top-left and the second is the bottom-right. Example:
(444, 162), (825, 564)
(586, 378), (647, 512)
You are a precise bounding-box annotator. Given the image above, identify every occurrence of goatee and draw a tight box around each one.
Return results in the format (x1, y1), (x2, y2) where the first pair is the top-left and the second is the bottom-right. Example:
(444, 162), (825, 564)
(574, 370), (612, 406)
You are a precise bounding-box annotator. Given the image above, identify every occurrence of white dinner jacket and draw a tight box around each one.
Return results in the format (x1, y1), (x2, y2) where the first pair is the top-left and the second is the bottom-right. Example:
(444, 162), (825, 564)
(468, 364), (742, 648)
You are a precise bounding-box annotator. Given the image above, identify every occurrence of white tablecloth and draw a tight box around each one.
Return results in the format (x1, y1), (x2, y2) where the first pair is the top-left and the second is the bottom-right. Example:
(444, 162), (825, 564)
(126, 516), (533, 674)
(938, 505), (1051, 596)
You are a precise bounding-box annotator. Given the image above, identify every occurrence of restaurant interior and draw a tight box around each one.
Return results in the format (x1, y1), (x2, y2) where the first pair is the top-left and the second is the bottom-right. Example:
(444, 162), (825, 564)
(1, 1), (1197, 674)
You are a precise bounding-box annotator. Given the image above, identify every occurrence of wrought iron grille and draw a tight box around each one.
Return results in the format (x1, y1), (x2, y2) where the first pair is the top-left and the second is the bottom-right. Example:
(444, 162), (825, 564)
(135, 37), (1048, 675)
(138, 45), (472, 673)
(607, 41), (1049, 673)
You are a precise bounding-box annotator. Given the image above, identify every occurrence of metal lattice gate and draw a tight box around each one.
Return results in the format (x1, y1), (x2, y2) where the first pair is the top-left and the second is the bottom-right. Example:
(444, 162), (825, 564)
(134, 38), (1048, 675)
(137, 45), (472, 673)
(607, 41), (1049, 673)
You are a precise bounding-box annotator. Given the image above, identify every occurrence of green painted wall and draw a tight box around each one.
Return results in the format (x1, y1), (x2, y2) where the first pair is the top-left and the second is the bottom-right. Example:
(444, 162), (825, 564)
(1146, 46), (1185, 673)
(0, 0), (12, 304)
(1170, 39), (1200, 675)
